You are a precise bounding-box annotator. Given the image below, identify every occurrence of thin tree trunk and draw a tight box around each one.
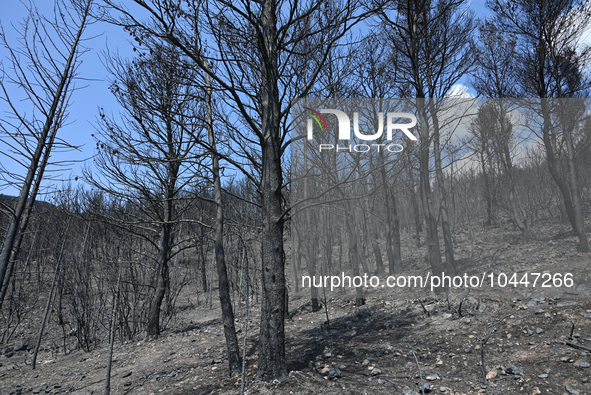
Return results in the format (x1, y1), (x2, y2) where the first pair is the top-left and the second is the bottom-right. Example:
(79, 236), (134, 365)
(407, 157), (422, 247)
(479, 147), (494, 226)
(417, 101), (445, 293)
(430, 102), (456, 275)
(0, 225), (39, 311)
(208, 252), (214, 309)
(379, 161), (402, 274)
(303, 136), (320, 311)
(541, 99), (589, 251)
(292, 234), (300, 293)
(32, 271), (58, 370)
(389, 189), (403, 273)
(498, 103), (528, 238)
(32, 257), (60, 369)
(206, 70), (242, 375)
(146, 226), (170, 339)
(105, 264), (122, 395)
(306, 238), (321, 311)
(239, 244), (250, 395)
(146, 150), (176, 339)
(0, 2), (91, 297)
(370, 232), (384, 275)
(236, 250), (244, 314)
(200, 243), (208, 294)
(32, 219), (70, 369)
(546, 36), (590, 252)
(345, 213), (365, 306)
(561, 108), (589, 252)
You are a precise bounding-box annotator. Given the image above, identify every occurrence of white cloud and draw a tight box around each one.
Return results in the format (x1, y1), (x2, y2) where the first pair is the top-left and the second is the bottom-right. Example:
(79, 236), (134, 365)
(447, 83), (474, 98)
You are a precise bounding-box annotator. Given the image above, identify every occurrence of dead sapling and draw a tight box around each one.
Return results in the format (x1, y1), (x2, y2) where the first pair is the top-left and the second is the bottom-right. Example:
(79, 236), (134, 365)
(408, 286), (429, 316)
(239, 241), (250, 395)
(321, 261), (331, 330)
(563, 321), (591, 352)
(564, 340), (591, 353)
(411, 350), (426, 395)
(478, 314), (511, 387)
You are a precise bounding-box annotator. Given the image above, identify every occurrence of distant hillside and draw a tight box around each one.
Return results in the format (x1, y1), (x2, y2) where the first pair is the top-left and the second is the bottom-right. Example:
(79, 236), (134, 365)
(0, 194), (56, 213)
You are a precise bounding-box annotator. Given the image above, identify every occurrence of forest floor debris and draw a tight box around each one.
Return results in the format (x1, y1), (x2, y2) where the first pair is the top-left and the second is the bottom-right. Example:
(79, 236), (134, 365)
(1, 223), (591, 394)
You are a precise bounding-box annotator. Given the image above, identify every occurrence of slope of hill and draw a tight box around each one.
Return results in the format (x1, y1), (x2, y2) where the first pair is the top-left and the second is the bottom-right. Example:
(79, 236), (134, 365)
(0, 222), (590, 395)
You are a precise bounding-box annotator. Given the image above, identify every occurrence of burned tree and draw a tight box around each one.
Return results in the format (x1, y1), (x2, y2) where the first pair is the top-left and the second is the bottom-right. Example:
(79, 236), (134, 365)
(488, 0), (591, 251)
(0, 0), (94, 310)
(85, 45), (206, 338)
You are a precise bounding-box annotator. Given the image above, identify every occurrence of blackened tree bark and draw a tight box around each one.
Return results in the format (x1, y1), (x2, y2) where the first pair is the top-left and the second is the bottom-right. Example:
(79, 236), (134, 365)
(103, 0), (378, 380)
(258, 2), (287, 374)
(85, 45), (204, 339)
(541, 100), (589, 251)
(206, 71), (242, 374)
(350, 43), (404, 276)
(380, 0), (474, 281)
(302, 137), (321, 311)
(405, 153), (423, 247)
(469, 104), (498, 227)
(471, 25), (528, 237)
(489, 0), (590, 252)
(0, 0), (93, 308)
(560, 110), (589, 251)
(430, 103), (456, 273)
(379, 161), (402, 274)
(146, 206), (173, 339)
(417, 103), (445, 282)
(345, 213), (366, 306)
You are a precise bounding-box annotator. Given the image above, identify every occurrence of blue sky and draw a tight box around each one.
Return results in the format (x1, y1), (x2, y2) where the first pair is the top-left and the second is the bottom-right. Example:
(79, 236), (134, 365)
(0, 1), (491, 198)
(0, 1), (133, 197)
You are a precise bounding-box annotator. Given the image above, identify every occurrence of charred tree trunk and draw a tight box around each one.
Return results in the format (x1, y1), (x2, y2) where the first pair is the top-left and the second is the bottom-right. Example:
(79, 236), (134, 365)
(406, 156), (422, 247)
(541, 100), (589, 252)
(345, 212), (365, 306)
(303, 136), (320, 311)
(32, 221), (69, 370)
(147, 226), (170, 339)
(417, 102), (445, 292)
(104, 264), (121, 395)
(379, 156), (402, 274)
(389, 190), (403, 273)
(256, 0), (287, 381)
(563, 126), (588, 252)
(430, 104), (456, 275)
(147, 109), (179, 339)
(206, 71), (242, 374)
(0, 1), (92, 304)
(482, 164), (494, 226)
(306, 238), (321, 312)
(370, 232), (384, 275)
(491, 102), (528, 238)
